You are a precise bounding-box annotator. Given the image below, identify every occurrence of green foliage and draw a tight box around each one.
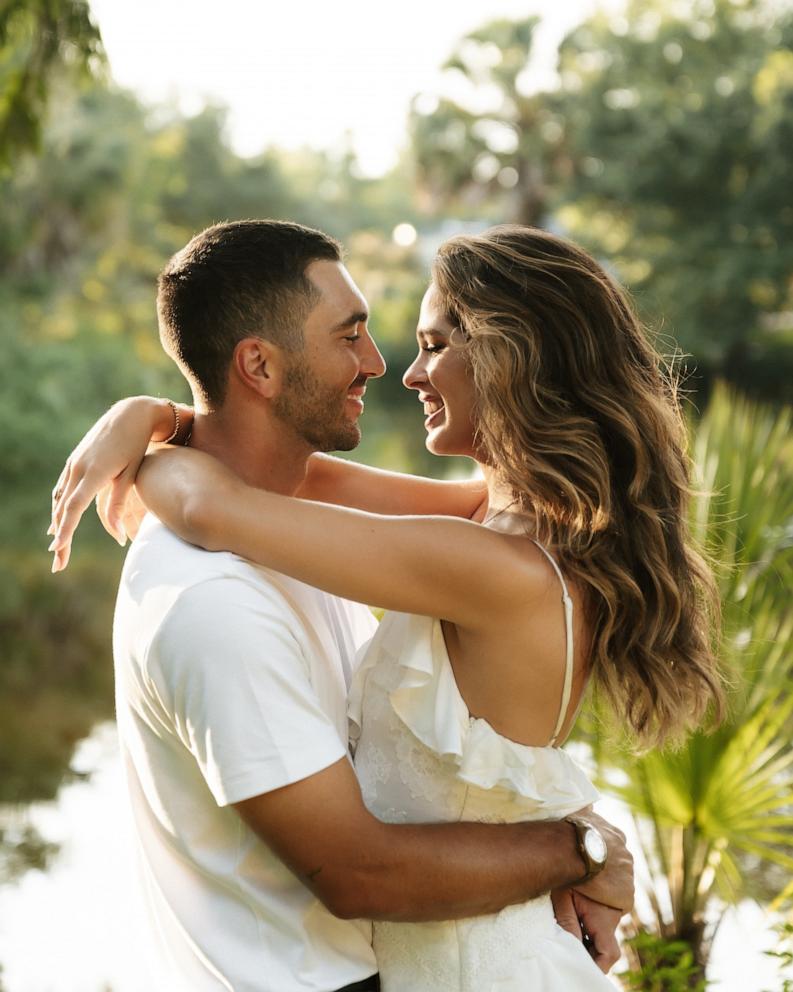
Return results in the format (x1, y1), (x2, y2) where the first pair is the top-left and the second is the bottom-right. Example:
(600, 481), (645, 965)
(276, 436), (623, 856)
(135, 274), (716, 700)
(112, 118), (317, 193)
(589, 384), (793, 976)
(0, 550), (119, 804)
(555, 0), (793, 398)
(763, 918), (793, 992)
(0, 824), (59, 884)
(620, 931), (710, 992)
(407, 0), (793, 400)
(0, 0), (104, 167)
(408, 16), (569, 225)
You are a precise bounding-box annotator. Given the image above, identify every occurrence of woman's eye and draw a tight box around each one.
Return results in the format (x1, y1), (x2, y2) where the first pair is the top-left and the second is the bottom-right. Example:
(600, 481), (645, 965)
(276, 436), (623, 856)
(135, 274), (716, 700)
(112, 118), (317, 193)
(422, 343), (446, 353)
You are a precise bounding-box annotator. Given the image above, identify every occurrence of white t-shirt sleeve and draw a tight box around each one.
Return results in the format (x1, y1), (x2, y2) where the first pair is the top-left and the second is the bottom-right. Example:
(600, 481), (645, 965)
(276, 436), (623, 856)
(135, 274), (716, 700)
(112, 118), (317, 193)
(149, 575), (348, 806)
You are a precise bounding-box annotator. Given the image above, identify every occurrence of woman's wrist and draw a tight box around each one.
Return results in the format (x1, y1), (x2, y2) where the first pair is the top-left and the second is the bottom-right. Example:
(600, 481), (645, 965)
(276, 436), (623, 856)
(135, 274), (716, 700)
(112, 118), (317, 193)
(114, 396), (172, 443)
(145, 397), (193, 444)
(297, 453), (337, 500)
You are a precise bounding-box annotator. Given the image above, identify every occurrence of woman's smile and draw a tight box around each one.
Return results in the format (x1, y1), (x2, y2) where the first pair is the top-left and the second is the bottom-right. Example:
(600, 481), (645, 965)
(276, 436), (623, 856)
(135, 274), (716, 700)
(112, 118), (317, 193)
(403, 284), (478, 458)
(421, 394), (446, 427)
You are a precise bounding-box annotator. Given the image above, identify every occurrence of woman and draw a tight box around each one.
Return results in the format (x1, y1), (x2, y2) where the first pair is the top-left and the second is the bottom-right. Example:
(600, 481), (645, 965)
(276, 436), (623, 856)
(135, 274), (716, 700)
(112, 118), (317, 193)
(50, 225), (723, 990)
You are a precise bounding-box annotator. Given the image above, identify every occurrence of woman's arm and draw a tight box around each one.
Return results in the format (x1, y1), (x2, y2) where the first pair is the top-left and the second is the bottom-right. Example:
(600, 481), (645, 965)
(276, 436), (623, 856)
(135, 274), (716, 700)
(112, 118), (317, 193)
(297, 454), (487, 519)
(48, 398), (483, 565)
(68, 448), (538, 630)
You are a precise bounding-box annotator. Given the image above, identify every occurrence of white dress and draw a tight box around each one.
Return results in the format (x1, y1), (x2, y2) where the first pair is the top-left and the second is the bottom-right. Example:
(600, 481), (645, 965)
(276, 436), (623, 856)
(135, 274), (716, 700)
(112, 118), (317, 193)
(349, 541), (618, 991)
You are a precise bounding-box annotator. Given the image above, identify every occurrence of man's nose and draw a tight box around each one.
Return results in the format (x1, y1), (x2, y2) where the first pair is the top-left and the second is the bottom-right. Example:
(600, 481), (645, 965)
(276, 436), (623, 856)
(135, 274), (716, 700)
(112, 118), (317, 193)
(360, 329), (386, 379)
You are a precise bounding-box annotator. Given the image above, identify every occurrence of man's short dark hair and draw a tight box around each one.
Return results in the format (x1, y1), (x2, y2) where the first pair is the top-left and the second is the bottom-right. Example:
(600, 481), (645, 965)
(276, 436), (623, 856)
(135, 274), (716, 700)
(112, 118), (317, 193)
(157, 219), (342, 407)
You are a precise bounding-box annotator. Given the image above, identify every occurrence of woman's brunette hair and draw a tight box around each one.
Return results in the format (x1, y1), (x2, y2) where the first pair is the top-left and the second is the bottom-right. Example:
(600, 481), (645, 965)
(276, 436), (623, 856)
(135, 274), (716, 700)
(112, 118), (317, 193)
(432, 225), (724, 749)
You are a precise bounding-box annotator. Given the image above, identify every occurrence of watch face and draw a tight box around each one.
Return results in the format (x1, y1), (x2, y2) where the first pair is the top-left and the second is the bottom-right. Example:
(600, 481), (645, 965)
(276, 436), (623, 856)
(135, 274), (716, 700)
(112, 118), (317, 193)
(584, 827), (608, 865)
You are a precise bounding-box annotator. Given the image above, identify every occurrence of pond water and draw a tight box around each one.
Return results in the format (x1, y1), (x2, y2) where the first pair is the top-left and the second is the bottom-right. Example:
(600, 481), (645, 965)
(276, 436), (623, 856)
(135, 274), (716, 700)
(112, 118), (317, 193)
(0, 723), (785, 992)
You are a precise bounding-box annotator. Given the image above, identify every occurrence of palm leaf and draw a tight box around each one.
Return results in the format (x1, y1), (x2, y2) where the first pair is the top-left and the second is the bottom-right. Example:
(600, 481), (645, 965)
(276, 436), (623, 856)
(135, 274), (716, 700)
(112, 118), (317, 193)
(589, 383), (793, 973)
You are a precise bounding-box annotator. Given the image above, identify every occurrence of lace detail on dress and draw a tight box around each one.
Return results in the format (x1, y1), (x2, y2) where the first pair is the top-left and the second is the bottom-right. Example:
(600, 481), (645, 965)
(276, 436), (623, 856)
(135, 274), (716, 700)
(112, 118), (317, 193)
(358, 741), (391, 809)
(458, 899), (557, 987)
(373, 921), (459, 991)
(394, 728), (458, 807)
(372, 899), (565, 992)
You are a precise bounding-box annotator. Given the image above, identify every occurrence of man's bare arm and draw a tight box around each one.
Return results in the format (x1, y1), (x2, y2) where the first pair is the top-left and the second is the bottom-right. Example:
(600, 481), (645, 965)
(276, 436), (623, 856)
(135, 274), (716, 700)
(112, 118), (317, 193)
(233, 756), (633, 923)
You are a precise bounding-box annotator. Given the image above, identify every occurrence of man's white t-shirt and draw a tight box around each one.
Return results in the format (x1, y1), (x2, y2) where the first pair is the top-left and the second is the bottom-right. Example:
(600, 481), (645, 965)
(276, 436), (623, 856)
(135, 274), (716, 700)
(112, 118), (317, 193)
(113, 515), (379, 992)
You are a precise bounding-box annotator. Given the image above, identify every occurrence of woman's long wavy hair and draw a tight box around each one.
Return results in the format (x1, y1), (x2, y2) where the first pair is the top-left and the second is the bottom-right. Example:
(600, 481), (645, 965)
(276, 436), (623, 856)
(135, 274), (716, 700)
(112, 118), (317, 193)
(432, 225), (724, 750)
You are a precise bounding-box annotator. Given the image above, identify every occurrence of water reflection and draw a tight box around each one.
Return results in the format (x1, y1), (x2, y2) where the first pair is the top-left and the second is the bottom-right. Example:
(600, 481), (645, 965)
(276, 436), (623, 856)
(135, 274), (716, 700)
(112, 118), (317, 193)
(0, 724), (149, 992)
(0, 724), (782, 991)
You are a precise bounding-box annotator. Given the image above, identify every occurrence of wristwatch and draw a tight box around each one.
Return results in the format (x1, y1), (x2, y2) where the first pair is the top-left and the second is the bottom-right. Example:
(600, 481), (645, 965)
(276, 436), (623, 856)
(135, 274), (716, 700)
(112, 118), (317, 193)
(564, 816), (608, 882)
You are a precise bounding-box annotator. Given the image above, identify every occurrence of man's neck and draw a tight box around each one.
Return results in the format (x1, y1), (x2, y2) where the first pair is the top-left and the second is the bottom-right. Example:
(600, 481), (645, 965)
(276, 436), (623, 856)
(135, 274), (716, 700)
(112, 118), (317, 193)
(188, 403), (313, 496)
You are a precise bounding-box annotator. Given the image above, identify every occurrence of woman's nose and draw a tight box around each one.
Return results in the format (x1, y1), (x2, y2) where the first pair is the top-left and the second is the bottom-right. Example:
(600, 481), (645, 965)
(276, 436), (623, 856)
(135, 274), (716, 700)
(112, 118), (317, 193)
(402, 352), (426, 391)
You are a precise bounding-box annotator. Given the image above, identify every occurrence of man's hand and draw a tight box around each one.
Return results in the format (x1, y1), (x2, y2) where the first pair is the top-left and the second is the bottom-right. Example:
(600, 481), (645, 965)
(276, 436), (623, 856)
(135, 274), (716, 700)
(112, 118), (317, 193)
(574, 809), (634, 913)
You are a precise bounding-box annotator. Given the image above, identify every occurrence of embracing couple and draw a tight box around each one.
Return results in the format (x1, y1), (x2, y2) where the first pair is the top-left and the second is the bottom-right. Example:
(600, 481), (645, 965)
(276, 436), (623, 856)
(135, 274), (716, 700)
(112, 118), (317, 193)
(49, 220), (723, 991)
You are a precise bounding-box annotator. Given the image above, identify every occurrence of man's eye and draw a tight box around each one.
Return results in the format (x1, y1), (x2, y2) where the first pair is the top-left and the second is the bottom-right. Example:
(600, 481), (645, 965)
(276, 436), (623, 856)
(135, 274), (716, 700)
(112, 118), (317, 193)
(344, 333), (361, 342)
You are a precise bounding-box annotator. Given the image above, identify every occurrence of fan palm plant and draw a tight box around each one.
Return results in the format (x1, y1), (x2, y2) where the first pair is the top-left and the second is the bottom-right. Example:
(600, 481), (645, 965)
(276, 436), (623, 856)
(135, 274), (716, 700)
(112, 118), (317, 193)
(590, 384), (793, 986)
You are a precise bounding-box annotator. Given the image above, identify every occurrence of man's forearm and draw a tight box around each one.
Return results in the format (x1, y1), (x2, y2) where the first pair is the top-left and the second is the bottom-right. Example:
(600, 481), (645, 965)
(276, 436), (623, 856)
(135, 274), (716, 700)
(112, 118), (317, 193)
(234, 758), (630, 925)
(324, 817), (583, 922)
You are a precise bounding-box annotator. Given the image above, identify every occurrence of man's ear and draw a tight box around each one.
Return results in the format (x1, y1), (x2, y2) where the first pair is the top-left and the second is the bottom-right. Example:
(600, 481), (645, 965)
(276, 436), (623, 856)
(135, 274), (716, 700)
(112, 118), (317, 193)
(231, 337), (285, 400)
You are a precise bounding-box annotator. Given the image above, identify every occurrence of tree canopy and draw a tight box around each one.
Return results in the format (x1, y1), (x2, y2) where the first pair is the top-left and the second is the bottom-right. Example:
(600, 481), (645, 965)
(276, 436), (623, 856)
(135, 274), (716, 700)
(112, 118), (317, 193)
(0, 0), (104, 167)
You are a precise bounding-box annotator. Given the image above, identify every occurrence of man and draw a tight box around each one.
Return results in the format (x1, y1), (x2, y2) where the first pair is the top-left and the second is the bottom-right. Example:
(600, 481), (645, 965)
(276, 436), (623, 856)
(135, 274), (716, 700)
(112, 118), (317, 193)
(50, 220), (632, 991)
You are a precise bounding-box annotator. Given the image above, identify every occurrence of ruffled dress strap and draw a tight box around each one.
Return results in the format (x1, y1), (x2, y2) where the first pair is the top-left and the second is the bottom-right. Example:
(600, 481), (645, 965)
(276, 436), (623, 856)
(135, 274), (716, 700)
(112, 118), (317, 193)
(349, 610), (599, 817)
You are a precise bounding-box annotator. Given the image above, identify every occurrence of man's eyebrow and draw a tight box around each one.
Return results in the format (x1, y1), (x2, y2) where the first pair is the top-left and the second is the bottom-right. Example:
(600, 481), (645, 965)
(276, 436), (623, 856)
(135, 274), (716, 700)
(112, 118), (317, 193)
(331, 310), (368, 332)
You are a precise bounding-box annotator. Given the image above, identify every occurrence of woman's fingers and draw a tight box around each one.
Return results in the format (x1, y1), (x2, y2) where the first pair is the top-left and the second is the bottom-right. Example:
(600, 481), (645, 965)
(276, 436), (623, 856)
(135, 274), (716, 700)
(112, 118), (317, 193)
(95, 485), (124, 545)
(106, 467), (137, 542)
(49, 462), (73, 535)
(96, 472), (133, 546)
(50, 459), (139, 569)
(122, 486), (148, 541)
(570, 890), (623, 973)
(49, 480), (97, 571)
(50, 463), (70, 520)
(51, 455), (93, 538)
(51, 476), (73, 538)
(550, 888), (583, 940)
(590, 927), (621, 973)
(48, 398), (165, 567)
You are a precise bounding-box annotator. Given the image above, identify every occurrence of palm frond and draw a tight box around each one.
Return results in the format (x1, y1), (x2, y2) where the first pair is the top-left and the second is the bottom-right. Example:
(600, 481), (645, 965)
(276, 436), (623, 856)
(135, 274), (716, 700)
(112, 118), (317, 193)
(590, 384), (793, 970)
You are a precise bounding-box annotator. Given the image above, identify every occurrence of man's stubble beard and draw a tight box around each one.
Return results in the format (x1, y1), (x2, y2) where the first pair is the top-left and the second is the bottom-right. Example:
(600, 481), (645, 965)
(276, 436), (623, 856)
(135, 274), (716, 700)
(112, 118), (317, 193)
(273, 358), (361, 453)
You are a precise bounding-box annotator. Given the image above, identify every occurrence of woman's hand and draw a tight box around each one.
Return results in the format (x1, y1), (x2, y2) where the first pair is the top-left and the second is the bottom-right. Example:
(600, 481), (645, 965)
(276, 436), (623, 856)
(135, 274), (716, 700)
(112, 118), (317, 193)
(569, 890), (623, 973)
(49, 396), (191, 572)
(551, 889), (623, 974)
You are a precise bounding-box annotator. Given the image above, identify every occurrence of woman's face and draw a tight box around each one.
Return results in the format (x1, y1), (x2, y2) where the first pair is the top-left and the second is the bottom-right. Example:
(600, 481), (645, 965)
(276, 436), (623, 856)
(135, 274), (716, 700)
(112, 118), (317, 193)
(402, 284), (478, 458)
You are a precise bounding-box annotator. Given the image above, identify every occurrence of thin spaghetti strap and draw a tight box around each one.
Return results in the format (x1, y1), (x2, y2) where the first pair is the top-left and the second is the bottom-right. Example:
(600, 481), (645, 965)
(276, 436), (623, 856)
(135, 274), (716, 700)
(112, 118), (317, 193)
(530, 540), (575, 746)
